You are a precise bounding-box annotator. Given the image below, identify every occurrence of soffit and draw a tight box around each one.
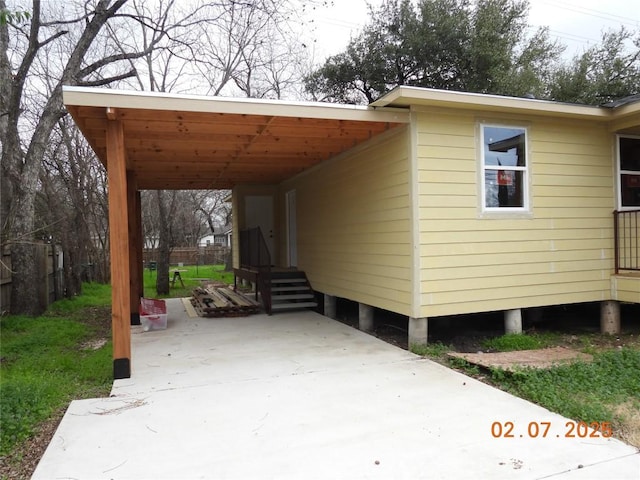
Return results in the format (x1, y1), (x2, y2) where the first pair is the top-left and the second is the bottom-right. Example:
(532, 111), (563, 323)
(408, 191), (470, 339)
(63, 87), (409, 190)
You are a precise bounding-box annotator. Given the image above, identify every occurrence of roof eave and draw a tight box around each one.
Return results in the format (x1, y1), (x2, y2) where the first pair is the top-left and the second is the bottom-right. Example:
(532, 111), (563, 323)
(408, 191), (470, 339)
(63, 86), (410, 124)
(371, 86), (609, 120)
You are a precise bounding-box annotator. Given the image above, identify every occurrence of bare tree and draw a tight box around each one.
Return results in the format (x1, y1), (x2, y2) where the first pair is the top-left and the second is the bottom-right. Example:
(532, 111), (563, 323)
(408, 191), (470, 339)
(1, 0), (320, 313)
(0, 0), (231, 314)
(39, 117), (110, 295)
(0, 0), (178, 314)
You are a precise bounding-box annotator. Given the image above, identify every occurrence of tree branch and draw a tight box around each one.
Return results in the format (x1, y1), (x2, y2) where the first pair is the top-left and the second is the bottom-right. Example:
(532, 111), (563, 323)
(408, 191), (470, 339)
(77, 69), (137, 87)
(38, 29), (68, 49)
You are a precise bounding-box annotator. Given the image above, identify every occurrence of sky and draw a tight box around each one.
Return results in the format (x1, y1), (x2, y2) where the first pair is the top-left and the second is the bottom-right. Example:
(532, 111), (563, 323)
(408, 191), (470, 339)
(300, 0), (640, 63)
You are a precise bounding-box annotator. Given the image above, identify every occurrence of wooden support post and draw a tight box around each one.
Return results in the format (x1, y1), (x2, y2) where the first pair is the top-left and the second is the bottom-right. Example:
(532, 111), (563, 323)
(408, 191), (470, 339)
(128, 171), (141, 326)
(136, 190), (144, 302)
(107, 119), (132, 379)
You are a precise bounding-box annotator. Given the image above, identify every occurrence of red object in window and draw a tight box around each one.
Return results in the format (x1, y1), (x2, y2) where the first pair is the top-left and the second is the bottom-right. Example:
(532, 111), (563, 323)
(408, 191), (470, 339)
(626, 176), (640, 187)
(498, 171), (513, 186)
(140, 298), (166, 315)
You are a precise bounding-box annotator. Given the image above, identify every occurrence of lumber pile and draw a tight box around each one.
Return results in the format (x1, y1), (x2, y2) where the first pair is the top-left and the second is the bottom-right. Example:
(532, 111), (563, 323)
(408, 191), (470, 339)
(191, 285), (261, 317)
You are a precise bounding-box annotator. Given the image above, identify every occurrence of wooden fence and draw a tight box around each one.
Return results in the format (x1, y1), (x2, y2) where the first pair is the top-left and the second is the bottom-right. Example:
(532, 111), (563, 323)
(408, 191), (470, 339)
(143, 245), (230, 267)
(1, 244), (65, 313)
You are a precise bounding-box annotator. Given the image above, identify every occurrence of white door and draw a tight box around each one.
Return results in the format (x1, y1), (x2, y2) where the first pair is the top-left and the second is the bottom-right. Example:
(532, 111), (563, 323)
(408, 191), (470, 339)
(286, 190), (297, 267)
(245, 195), (274, 262)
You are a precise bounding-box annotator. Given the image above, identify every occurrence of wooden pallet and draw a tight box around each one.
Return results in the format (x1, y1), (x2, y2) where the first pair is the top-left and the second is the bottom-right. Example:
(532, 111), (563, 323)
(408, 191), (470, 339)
(190, 286), (261, 317)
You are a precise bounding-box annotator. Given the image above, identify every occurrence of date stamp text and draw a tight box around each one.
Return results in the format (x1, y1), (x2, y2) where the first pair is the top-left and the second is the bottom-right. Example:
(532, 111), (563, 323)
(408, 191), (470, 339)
(491, 421), (613, 439)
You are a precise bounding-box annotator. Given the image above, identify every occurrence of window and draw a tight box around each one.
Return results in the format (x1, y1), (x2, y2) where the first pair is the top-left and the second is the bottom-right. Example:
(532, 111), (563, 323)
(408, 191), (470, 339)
(618, 136), (640, 209)
(481, 125), (528, 211)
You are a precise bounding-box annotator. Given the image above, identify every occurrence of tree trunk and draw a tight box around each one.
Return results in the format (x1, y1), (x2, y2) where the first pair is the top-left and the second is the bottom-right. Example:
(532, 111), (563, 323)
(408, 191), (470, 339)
(155, 190), (171, 295)
(9, 242), (42, 315)
(1, 0), (129, 315)
(224, 248), (233, 271)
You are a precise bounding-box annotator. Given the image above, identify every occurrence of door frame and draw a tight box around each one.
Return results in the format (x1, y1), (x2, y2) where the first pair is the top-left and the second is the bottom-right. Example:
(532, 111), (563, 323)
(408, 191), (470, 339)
(286, 189), (297, 267)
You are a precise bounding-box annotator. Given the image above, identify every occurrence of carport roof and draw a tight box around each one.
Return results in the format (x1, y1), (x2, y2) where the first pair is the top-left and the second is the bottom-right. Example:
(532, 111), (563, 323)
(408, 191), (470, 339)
(62, 87), (409, 190)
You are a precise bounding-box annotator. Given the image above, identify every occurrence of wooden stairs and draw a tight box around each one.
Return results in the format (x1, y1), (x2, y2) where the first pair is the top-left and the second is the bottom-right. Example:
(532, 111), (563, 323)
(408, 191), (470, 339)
(268, 270), (318, 313)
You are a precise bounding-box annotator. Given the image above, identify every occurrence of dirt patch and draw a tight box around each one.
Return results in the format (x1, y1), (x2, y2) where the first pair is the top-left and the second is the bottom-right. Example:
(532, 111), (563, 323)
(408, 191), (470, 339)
(79, 338), (108, 350)
(448, 347), (593, 371)
(613, 401), (640, 448)
(76, 305), (112, 340)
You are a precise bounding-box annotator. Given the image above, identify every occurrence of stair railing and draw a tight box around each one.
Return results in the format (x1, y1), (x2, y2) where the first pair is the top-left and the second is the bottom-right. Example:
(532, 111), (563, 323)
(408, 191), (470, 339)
(239, 227), (272, 313)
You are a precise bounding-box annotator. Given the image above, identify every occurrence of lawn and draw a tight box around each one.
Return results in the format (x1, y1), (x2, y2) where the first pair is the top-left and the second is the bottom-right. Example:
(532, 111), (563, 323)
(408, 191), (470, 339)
(0, 283), (114, 474)
(0, 265), (234, 478)
(143, 264), (234, 299)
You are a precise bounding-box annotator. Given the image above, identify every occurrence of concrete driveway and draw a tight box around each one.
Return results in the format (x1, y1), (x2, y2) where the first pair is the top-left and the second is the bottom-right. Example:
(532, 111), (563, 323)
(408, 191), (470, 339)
(33, 299), (639, 479)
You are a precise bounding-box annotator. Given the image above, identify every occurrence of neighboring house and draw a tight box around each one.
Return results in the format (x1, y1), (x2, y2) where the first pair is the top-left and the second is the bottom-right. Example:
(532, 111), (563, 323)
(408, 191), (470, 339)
(199, 225), (232, 247)
(63, 86), (639, 379)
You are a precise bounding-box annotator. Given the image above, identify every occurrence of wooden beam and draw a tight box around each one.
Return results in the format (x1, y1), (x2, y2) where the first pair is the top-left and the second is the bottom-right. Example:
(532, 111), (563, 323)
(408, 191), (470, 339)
(136, 190), (144, 303)
(106, 107), (118, 120)
(107, 119), (132, 379)
(127, 170), (141, 326)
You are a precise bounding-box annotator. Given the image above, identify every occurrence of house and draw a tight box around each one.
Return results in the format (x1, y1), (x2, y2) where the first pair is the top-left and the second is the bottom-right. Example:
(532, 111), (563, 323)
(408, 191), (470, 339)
(63, 86), (639, 379)
(198, 225), (232, 247)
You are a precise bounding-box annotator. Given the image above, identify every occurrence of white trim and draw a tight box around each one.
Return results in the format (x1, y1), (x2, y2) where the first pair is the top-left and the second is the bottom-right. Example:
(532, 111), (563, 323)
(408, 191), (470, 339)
(408, 113), (421, 318)
(616, 134), (640, 210)
(285, 189), (297, 267)
(371, 85), (608, 120)
(478, 122), (531, 216)
(63, 86), (410, 124)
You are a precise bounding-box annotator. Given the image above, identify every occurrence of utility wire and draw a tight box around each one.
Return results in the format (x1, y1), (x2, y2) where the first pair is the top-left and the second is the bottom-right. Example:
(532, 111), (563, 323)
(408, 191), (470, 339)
(536, 0), (640, 28)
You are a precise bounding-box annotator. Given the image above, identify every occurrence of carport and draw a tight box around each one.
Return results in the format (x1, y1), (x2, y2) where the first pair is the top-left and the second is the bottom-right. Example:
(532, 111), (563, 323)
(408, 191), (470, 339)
(62, 86), (408, 379)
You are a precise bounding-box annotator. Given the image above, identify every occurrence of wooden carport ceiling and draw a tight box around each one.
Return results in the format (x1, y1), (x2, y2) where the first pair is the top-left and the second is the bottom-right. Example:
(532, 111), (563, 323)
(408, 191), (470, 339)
(63, 87), (409, 190)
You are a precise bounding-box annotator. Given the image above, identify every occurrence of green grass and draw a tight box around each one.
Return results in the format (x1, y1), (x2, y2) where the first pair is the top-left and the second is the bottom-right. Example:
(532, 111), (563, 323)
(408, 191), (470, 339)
(489, 347), (640, 427)
(0, 284), (113, 457)
(143, 264), (234, 298)
(410, 342), (452, 357)
(481, 332), (561, 352)
(45, 282), (112, 315)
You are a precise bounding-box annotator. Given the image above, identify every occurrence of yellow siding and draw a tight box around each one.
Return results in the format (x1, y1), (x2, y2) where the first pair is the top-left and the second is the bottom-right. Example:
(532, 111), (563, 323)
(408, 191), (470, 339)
(417, 111), (615, 318)
(281, 128), (413, 315)
(611, 275), (640, 303)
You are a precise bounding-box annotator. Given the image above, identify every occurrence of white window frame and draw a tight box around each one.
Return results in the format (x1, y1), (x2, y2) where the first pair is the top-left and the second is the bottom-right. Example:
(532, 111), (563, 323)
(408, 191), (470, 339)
(616, 134), (640, 210)
(479, 122), (531, 216)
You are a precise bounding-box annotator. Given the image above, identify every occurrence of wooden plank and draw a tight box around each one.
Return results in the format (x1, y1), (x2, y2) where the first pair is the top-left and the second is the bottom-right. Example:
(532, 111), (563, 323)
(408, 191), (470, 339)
(207, 288), (232, 308)
(219, 287), (261, 307)
(191, 286), (261, 317)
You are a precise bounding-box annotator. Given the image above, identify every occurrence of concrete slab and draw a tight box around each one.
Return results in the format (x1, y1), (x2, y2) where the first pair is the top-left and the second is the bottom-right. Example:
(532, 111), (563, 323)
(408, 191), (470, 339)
(448, 347), (593, 371)
(33, 299), (639, 479)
